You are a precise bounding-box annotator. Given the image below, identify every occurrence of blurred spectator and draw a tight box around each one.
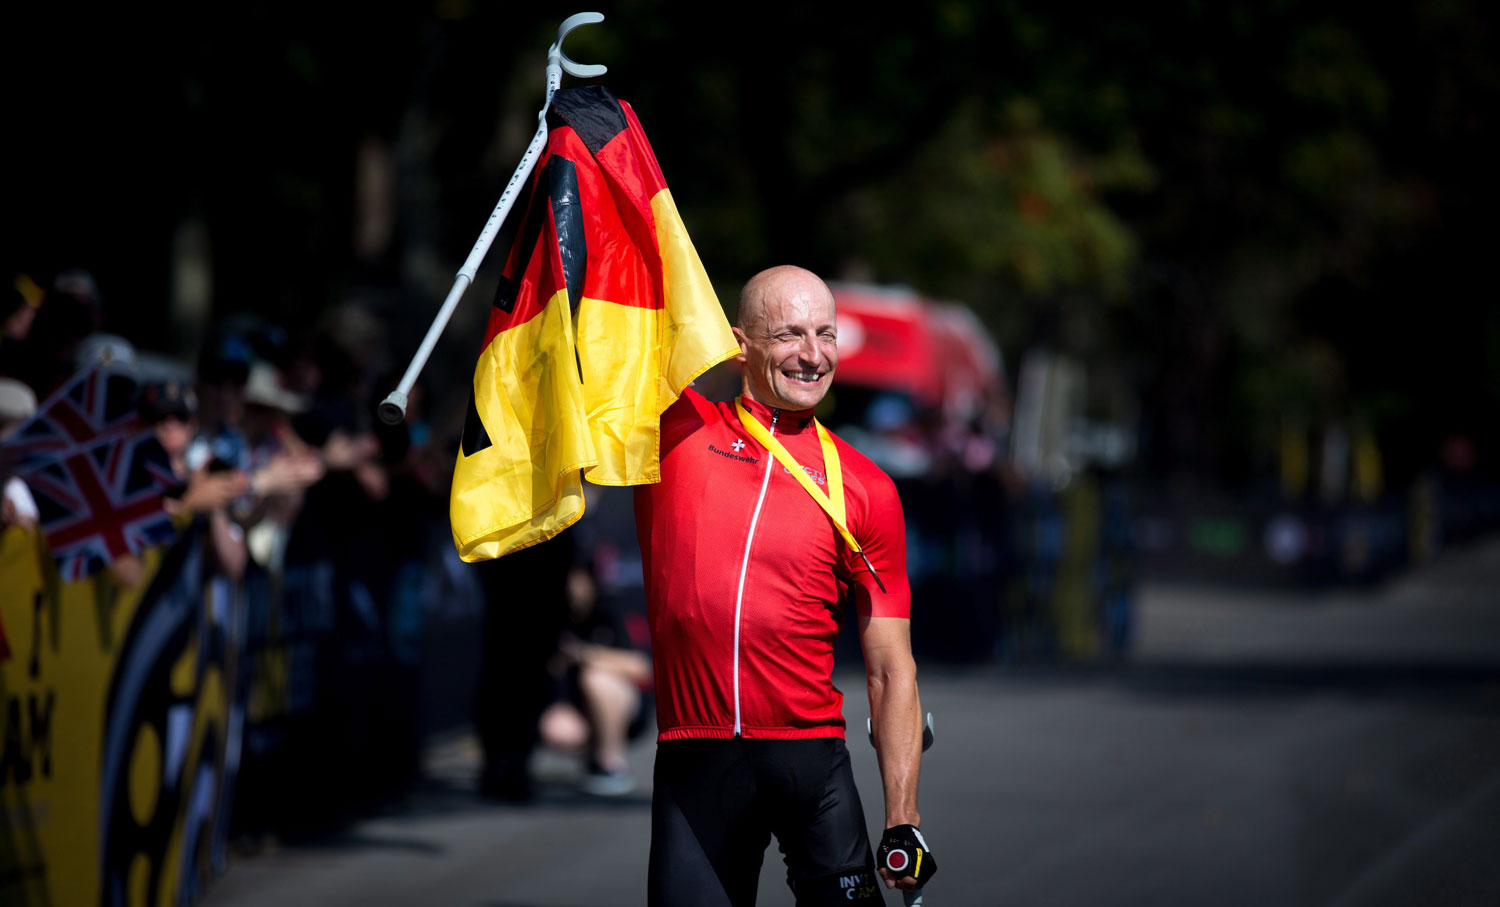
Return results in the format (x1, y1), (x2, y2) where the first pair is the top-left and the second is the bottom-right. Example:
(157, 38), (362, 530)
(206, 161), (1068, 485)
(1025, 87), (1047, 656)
(472, 533), (574, 803)
(267, 372), (439, 809)
(1, 275), (42, 360)
(139, 380), (199, 474)
(372, 370), (448, 498)
(1, 377), (40, 531)
(188, 327), (255, 473)
(52, 268), (105, 323)
(141, 378), (250, 580)
(237, 361), (324, 570)
(0, 378), (38, 434)
(533, 486), (654, 795)
(301, 303), (388, 428)
(538, 529), (653, 796)
(8, 267), (108, 396)
(243, 361), (310, 449)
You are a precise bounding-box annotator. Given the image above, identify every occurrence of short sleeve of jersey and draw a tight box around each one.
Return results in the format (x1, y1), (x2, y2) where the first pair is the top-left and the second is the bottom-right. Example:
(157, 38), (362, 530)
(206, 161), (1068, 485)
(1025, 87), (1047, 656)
(659, 387), (719, 460)
(844, 469), (911, 619)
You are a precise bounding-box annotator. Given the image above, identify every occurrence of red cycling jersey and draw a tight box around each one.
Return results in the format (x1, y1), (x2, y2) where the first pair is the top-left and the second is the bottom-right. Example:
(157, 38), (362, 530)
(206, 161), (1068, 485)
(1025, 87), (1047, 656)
(635, 389), (910, 742)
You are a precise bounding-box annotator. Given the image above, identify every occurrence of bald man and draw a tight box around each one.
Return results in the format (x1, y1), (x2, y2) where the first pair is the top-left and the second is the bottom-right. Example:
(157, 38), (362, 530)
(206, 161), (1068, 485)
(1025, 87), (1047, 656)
(636, 266), (933, 906)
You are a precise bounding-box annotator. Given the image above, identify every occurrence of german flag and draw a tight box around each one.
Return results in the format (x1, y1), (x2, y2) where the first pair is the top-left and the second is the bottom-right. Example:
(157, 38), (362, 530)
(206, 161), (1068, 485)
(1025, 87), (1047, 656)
(451, 86), (738, 561)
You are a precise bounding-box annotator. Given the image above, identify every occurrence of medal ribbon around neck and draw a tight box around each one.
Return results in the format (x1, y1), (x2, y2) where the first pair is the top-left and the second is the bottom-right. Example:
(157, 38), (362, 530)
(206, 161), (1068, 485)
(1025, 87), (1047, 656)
(735, 398), (887, 593)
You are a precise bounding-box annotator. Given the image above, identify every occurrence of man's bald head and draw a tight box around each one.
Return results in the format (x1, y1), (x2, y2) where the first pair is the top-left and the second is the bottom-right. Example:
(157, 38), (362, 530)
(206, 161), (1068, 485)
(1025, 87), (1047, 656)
(733, 266), (839, 411)
(736, 266), (834, 332)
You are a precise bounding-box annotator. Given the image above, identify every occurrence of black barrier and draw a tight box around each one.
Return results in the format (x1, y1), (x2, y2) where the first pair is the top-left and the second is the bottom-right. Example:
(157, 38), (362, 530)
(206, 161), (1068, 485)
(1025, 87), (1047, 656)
(99, 525), (248, 905)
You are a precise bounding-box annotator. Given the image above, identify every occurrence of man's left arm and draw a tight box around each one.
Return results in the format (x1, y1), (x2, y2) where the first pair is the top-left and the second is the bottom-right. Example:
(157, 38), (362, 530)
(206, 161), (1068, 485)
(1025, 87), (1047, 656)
(860, 612), (934, 893)
(860, 613), (922, 830)
(849, 468), (933, 892)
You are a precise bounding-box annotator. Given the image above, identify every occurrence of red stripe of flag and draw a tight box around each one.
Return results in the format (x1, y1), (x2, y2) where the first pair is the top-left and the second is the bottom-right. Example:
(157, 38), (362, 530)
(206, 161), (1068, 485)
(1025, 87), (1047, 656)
(45, 453), (141, 555)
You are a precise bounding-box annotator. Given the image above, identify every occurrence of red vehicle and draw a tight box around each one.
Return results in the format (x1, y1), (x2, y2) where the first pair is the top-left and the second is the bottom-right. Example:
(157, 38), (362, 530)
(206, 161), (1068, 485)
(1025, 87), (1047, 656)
(828, 283), (1004, 423)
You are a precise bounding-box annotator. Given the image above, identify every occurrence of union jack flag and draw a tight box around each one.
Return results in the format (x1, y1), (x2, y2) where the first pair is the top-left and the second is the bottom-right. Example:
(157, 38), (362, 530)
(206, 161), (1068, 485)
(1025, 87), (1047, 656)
(2, 365), (181, 581)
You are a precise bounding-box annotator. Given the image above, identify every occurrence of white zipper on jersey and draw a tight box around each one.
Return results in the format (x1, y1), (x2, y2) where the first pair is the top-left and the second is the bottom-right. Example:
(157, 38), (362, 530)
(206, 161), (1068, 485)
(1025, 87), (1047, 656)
(732, 407), (779, 737)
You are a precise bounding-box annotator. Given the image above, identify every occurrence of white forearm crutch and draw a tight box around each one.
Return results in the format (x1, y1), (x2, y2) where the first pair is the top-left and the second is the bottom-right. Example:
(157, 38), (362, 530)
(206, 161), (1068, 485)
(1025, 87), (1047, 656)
(378, 12), (606, 425)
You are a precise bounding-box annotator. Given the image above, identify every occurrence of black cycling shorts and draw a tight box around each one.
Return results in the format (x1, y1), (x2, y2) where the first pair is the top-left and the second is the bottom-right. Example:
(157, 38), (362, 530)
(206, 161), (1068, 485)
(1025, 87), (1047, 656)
(648, 737), (881, 906)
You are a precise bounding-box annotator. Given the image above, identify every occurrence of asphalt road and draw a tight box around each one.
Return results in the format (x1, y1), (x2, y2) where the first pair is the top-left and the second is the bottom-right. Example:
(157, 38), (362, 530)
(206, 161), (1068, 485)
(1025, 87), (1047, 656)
(203, 535), (1500, 907)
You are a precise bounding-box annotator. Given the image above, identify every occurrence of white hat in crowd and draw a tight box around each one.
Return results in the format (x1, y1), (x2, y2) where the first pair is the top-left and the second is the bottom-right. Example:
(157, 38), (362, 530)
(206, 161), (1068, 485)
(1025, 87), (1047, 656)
(0, 378), (38, 432)
(242, 361), (309, 413)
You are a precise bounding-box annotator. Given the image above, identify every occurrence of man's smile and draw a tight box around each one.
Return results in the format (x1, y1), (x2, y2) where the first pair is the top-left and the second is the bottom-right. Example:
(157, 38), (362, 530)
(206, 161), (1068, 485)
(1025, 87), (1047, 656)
(783, 370), (826, 385)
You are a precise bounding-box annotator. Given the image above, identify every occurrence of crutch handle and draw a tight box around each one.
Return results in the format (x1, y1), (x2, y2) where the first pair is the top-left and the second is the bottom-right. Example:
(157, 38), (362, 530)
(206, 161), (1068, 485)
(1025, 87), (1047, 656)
(552, 13), (607, 80)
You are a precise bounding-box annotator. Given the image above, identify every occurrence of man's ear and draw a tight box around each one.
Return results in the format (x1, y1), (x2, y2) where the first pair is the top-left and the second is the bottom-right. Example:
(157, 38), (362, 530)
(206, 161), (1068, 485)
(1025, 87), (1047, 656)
(731, 326), (749, 364)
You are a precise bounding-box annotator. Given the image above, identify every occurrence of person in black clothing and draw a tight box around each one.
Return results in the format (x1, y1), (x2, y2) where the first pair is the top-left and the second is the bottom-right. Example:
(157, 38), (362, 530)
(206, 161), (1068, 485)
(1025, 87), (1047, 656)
(472, 533), (575, 802)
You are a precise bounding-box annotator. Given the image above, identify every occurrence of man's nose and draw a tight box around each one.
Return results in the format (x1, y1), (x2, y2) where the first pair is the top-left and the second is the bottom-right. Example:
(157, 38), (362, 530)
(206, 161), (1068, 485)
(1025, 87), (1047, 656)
(797, 335), (822, 364)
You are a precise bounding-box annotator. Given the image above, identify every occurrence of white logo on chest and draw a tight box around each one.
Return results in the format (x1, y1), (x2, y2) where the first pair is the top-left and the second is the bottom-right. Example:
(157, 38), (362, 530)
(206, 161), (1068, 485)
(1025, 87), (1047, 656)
(731, 438), (746, 453)
(785, 464), (827, 485)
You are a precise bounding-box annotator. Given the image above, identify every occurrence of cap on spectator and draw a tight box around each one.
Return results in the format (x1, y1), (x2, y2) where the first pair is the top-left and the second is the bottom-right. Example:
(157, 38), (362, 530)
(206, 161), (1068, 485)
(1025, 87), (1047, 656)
(197, 328), (254, 386)
(53, 268), (101, 303)
(0, 378), (38, 424)
(243, 361), (309, 413)
(75, 333), (138, 372)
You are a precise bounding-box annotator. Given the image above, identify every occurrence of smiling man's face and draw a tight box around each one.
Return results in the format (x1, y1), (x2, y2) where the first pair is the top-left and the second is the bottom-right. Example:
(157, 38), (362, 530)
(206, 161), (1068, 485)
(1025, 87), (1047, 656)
(734, 267), (839, 412)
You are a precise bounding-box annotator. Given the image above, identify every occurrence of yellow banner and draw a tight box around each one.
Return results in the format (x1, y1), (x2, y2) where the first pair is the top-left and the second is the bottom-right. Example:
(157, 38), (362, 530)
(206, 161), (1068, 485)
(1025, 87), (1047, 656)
(0, 523), (239, 906)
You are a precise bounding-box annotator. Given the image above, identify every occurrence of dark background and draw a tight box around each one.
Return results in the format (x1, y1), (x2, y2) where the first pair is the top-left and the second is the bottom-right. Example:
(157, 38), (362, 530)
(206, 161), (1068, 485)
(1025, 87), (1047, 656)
(7, 0), (1499, 518)
(7, 9), (1500, 903)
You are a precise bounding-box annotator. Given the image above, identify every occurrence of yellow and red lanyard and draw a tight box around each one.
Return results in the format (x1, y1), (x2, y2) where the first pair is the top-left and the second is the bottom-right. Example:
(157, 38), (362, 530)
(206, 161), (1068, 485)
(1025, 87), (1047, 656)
(734, 398), (887, 592)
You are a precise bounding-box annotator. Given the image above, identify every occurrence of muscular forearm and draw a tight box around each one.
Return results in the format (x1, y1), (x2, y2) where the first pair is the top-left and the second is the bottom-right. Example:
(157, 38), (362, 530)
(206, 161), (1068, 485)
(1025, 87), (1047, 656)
(868, 660), (922, 827)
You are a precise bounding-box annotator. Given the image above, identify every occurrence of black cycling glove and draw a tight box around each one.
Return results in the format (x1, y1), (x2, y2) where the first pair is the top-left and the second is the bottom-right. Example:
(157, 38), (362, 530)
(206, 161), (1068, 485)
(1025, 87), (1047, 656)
(877, 824), (937, 885)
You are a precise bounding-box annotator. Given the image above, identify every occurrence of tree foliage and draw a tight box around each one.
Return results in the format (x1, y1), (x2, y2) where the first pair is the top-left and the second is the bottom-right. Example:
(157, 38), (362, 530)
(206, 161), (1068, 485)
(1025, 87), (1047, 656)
(7, 1), (1497, 485)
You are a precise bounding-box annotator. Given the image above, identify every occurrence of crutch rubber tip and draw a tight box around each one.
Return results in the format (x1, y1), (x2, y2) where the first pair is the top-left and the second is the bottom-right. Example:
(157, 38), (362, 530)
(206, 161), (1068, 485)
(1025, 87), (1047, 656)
(378, 391), (408, 426)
